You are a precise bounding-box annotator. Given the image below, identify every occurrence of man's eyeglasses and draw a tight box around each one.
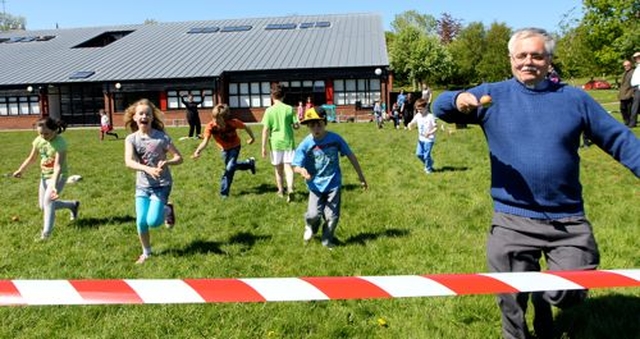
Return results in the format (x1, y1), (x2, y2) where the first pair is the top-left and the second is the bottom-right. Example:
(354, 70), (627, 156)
(510, 52), (549, 62)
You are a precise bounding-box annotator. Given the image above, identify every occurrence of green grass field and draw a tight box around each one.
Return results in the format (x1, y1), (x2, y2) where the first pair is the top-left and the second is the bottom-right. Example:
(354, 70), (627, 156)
(0, 90), (638, 338)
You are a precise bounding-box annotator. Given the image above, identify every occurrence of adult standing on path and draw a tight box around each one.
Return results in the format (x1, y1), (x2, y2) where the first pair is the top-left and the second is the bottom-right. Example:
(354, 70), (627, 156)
(433, 27), (640, 339)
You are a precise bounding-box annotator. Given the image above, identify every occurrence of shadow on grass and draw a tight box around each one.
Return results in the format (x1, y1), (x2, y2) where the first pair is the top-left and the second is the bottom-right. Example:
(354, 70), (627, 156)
(165, 239), (226, 256)
(342, 183), (368, 192)
(553, 293), (640, 339)
(73, 215), (136, 228)
(435, 166), (469, 173)
(165, 231), (272, 257)
(238, 183), (279, 196)
(240, 183), (365, 195)
(342, 228), (410, 246)
(238, 184), (306, 202)
(228, 231), (272, 250)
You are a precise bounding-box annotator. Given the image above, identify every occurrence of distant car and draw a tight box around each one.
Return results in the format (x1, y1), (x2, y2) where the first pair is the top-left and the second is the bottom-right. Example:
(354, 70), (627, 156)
(582, 79), (612, 90)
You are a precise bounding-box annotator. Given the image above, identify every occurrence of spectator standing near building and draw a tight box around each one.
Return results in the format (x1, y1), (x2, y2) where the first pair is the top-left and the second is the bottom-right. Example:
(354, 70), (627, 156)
(305, 96), (313, 110)
(180, 93), (203, 139)
(372, 100), (384, 129)
(390, 102), (401, 129)
(433, 28), (640, 339)
(401, 92), (415, 129)
(396, 89), (406, 108)
(421, 83), (433, 112)
(629, 52), (640, 127)
(297, 101), (305, 122)
(618, 59), (634, 127)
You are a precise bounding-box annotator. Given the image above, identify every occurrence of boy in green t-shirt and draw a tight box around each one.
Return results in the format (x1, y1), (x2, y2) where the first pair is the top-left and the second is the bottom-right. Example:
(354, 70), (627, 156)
(261, 84), (299, 202)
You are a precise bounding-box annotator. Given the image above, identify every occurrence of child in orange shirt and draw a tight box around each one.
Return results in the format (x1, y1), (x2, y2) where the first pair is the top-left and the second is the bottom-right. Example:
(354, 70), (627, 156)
(193, 104), (256, 198)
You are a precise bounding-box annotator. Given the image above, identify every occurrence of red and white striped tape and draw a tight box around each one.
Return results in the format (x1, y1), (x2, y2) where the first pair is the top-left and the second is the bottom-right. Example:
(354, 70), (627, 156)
(1, 269), (638, 306)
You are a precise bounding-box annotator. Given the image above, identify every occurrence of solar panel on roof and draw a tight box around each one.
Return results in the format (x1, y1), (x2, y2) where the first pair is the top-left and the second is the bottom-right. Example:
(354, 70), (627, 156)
(0, 35), (56, 44)
(201, 26), (220, 33)
(68, 71), (95, 79)
(299, 22), (314, 29)
(315, 21), (331, 28)
(265, 23), (297, 30)
(187, 27), (204, 34)
(220, 25), (252, 32)
(188, 27), (220, 34)
(35, 35), (56, 41)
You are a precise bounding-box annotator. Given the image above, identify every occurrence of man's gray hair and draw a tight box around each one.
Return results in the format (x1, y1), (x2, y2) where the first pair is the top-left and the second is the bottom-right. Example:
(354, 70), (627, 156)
(508, 28), (556, 57)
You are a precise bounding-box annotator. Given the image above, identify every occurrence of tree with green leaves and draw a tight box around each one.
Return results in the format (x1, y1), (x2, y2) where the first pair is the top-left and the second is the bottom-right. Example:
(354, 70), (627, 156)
(390, 10), (437, 36)
(476, 22), (511, 82)
(555, 25), (595, 79)
(447, 22), (486, 86)
(582, 0), (640, 74)
(388, 14), (454, 90)
(0, 12), (26, 31)
(556, 0), (639, 78)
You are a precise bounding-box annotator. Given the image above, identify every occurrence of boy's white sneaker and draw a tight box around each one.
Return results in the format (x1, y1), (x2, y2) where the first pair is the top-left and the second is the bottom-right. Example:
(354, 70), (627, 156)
(303, 226), (313, 242)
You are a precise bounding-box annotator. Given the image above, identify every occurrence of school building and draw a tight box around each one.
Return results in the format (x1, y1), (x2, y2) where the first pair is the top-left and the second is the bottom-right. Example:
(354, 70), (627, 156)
(0, 13), (391, 129)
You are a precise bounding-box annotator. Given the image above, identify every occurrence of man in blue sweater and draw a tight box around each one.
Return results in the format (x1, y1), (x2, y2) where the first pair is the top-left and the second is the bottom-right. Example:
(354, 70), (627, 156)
(433, 28), (640, 339)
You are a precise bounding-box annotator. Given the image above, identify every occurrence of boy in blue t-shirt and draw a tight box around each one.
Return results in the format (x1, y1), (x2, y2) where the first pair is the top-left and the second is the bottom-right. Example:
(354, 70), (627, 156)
(292, 106), (368, 248)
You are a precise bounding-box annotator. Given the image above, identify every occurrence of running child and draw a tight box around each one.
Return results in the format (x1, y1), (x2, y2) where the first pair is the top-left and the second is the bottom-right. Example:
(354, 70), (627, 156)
(407, 98), (438, 174)
(192, 103), (256, 198)
(124, 98), (183, 264)
(261, 84), (299, 202)
(99, 109), (119, 141)
(13, 117), (80, 240)
(292, 106), (368, 249)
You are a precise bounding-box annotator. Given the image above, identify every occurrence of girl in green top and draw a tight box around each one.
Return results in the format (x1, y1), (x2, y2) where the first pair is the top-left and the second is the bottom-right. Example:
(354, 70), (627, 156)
(13, 118), (80, 240)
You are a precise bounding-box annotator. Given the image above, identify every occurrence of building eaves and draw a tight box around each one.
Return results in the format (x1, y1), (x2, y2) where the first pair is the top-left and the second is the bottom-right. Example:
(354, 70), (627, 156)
(0, 13), (388, 86)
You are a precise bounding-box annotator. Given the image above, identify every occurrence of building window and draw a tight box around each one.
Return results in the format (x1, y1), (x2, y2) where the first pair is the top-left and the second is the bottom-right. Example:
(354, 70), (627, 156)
(279, 79), (325, 107)
(166, 89), (214, 109)
(0, 95), (39, 116)
(333, 78), (380, 106)
(73, 30), (134, 48)
(229, 82), (271, 108)
(68, 70), (95, 79)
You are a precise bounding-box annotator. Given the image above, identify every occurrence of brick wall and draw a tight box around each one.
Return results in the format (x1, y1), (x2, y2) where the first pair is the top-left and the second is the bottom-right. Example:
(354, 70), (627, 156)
(0, 115), (39, 130)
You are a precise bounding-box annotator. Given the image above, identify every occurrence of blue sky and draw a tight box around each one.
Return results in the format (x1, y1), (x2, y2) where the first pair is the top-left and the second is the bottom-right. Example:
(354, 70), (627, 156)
(7, 0), (582, 33)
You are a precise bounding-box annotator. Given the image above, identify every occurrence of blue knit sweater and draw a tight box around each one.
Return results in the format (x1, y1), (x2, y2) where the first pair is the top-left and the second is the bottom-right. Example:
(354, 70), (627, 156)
(434, 78), (640, 219)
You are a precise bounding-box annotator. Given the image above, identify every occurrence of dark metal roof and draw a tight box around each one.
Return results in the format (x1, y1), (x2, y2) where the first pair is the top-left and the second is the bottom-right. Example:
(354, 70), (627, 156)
(0, 13), (388, 86)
